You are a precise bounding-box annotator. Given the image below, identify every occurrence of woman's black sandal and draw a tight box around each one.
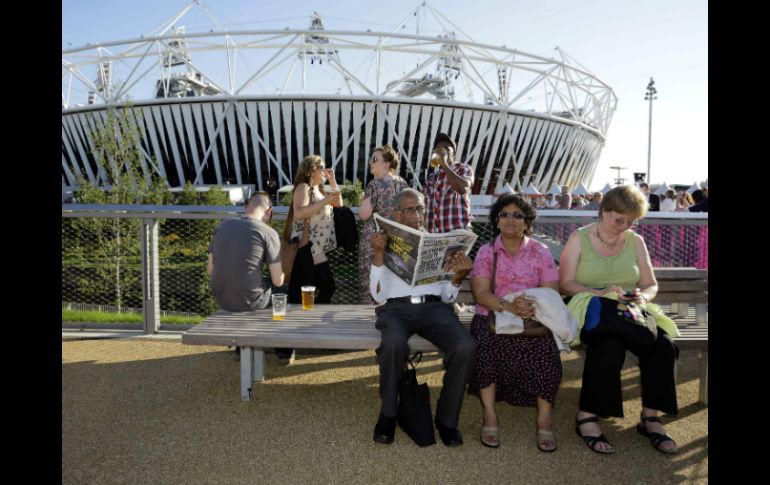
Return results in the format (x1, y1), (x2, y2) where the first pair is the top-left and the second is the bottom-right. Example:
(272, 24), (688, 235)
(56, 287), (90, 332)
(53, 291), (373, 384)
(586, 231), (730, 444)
(575, 416), (616, 454)
(636, 415), (678, 454)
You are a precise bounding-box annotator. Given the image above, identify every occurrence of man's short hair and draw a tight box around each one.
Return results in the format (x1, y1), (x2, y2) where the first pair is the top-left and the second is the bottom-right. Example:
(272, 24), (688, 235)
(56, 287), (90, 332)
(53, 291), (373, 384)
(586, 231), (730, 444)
(433, 133), (457, 153)
(396, 187), (425, 206)
(246, 191), (271, 210)
(639, 182), (649, 190)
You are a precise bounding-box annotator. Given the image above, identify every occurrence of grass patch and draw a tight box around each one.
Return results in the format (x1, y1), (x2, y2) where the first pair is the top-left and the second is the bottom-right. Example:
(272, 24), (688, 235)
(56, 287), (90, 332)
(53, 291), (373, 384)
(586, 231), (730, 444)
(62, 309), (204, 325)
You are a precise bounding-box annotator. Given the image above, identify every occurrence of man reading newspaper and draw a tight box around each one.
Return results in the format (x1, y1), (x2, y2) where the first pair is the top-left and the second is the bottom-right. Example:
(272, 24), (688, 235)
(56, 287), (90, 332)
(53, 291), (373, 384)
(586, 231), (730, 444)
(374, 211), (476, 287)
(370, 188), (476, 447)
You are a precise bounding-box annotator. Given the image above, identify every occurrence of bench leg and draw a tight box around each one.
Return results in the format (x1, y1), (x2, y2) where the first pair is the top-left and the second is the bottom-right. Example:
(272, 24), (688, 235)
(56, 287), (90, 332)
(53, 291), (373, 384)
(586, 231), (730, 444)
(240, 347), (253, 401)
(699, 351), (708, 405)
(695, 303), (707, 326)
(252, 348), (265, 382)
(676, 302), (689, 318)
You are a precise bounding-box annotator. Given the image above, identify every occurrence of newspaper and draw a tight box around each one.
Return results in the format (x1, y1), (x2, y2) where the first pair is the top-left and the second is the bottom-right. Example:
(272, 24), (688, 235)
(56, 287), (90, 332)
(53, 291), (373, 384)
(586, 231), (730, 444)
(374, 213), (478, 287)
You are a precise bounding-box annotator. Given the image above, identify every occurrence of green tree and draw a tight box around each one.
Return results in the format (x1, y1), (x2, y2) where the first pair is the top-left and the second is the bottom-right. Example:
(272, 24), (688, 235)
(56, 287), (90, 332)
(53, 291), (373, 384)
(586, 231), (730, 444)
(340, 179), (364, 207)
(70, 103), (171, 311)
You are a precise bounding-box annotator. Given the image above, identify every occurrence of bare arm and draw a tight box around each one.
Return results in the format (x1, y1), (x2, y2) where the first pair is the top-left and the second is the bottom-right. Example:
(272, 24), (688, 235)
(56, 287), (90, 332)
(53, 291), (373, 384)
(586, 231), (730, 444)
(440, 160), (472, 194)
(471, 277), (534, 318)
(359, 196), (373, 220)
(268, 261), (284, 287)
(540, 280), (559, 291)
(207, 253), (214, 276)
(632, 234), (658, 303)
(293, 183), (333, 220)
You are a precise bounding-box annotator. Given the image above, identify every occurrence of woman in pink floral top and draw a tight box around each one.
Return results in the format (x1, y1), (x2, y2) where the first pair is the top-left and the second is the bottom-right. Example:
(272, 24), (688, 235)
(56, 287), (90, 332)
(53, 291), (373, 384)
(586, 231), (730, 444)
(469, 194), (562, 452)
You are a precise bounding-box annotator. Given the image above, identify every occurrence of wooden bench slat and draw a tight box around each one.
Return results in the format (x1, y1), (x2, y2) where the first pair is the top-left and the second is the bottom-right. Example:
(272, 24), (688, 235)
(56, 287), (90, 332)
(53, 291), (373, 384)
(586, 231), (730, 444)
(654, 268), (708, 279)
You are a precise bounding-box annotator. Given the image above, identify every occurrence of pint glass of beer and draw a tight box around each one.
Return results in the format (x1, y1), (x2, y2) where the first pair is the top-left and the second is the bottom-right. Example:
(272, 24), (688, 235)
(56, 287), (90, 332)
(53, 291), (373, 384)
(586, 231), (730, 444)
(326, 187), (341, 208)
(271, 293), (287, 320)
(429, 152), (442, 168)
(301, 286), (316, 310)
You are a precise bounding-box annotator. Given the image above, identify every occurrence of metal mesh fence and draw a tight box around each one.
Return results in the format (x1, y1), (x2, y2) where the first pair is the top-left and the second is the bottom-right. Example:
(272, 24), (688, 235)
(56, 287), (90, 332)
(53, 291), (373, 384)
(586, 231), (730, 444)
(62, 216), (144, 312)
(62, 210), (708, 318)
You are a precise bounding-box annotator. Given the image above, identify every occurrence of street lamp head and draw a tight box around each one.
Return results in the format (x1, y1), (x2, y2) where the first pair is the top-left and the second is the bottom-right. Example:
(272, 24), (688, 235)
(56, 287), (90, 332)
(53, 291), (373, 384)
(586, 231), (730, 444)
(645, 77), (658, 98)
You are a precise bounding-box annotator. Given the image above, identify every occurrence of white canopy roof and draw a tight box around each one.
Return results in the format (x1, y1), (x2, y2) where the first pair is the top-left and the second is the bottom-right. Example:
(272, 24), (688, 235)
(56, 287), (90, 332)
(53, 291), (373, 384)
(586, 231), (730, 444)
(572, 183), (591, 196)
(548, 184), (562, 196)
(521, 182), (542, 196)
(687, 182), (700, 194)
(497, 182), (516, 195)
(600, 183), (614, 194)
(654, 182), (671, 195)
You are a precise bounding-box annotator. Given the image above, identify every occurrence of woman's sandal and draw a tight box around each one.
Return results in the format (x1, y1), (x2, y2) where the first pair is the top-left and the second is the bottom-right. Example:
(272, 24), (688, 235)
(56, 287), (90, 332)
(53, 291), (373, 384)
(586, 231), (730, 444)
(575, 416), (616, 454)
(536, 429), (557, 452)
(636, 414), (678, 454)
(480, 426), (500, 448)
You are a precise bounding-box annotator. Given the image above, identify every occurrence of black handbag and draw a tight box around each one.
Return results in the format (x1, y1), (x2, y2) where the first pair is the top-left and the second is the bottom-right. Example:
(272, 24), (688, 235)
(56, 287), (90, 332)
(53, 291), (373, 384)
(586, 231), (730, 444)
(396, 352), (436, 447)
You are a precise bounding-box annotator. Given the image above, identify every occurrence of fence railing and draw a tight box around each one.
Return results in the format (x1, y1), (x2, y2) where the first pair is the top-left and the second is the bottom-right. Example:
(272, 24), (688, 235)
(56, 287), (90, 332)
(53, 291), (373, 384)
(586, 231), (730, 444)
(62, 204), (708, 333)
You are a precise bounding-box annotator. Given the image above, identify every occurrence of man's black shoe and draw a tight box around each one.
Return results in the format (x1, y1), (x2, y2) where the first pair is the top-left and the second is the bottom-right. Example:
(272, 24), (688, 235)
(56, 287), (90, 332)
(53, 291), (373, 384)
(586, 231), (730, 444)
(373, 413), (396, 444)
(434, 417), (463, 446)
(275, 348), (295, 365)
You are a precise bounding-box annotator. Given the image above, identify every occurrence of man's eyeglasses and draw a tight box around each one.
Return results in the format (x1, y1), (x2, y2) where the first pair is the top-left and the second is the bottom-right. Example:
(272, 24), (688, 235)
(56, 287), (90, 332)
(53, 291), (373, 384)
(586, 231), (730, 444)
(498, 211), (526, 220)
(397, 206), (425, 216)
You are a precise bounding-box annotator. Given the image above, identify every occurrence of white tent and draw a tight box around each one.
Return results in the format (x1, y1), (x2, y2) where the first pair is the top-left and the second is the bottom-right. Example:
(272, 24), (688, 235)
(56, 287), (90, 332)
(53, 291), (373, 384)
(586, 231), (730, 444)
(521, 182), (542, 196)
(548, 184), (562, 196)
(654, 182), (671, 195)
(687, 182), (700, 194)
(572, 184), (591, 196)
(496, 182), (516, 195)
(600, 183), (614, 194)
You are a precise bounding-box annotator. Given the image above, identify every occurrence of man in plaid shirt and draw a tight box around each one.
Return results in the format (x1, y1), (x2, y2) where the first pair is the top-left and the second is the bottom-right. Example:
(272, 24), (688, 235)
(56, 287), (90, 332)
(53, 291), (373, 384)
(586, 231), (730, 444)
(424, 133), (474, 233)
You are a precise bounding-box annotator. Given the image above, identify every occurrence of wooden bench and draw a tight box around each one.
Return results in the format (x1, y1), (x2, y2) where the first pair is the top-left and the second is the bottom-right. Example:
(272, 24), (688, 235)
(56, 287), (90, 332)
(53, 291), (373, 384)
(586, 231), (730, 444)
(183, 268), (707, 403)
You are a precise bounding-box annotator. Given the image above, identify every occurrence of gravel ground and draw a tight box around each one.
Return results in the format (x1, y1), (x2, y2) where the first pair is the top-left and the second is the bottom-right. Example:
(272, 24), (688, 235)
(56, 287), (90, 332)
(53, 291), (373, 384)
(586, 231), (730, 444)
(62, 338), (707, 484)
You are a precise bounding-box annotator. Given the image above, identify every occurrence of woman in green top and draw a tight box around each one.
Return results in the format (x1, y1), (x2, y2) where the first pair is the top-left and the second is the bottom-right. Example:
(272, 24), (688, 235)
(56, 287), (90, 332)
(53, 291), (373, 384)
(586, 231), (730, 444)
(559, 185), (678, 455)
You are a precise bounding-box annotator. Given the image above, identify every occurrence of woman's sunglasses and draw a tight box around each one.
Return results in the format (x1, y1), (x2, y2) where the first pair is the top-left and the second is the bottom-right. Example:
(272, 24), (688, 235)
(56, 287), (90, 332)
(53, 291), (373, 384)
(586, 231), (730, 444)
(498, 211), (526, 220)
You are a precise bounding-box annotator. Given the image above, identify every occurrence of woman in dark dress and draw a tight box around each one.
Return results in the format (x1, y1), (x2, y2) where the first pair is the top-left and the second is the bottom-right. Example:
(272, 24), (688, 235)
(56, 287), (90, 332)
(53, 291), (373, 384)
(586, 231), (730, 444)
(468, 195), (562, 452)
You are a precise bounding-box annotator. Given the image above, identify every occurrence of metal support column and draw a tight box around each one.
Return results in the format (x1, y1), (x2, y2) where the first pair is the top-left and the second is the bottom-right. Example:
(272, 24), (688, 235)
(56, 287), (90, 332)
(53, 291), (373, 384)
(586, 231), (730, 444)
(140, 218), (160, 334)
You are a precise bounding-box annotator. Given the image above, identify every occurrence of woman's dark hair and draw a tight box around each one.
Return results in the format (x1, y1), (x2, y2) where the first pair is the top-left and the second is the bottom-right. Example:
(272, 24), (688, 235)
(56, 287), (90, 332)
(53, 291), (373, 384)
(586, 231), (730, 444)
(691, 189), (704, 203)
(489, 194), (536, 236)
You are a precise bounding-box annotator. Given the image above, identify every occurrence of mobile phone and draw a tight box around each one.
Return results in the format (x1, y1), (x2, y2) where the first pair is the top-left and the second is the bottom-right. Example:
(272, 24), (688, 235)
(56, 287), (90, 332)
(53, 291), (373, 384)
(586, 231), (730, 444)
(623, 290), (637, 298)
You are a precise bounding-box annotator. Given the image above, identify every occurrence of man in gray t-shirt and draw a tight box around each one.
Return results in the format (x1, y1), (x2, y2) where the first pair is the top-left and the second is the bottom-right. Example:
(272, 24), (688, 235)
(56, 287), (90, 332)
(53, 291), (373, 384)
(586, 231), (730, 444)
(208, 192), (284, 311)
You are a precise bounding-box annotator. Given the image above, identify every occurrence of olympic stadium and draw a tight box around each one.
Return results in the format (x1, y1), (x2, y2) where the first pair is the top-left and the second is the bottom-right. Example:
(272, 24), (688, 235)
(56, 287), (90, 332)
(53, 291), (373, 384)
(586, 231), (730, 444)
(61, 1), (617, 197)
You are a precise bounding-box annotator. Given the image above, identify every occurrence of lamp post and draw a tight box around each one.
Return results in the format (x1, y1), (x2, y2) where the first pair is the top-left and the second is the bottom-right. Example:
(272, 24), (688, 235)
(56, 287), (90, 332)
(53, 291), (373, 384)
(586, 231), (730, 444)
(609, 166), (628, 186)
(645, 77), (658, 183)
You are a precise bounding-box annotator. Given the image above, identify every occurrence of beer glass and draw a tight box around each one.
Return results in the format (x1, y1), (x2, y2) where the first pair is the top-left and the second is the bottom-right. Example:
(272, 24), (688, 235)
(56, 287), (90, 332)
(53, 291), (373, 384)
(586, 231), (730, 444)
(429, 151), (442, 168)
(301, 286), (316, 310)
(271, 293), (287, 320)
(326, 187), (341, 208)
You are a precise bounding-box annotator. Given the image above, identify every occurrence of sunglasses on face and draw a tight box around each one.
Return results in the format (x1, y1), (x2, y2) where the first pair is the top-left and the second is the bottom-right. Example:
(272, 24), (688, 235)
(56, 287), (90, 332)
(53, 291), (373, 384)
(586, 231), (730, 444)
(397, 206), (425, 216)
(498, 211), (526, 220)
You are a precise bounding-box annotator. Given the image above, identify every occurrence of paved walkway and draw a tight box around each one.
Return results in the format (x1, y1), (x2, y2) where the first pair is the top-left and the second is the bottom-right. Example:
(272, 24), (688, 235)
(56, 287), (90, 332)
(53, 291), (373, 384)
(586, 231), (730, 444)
(62, 338), (707, 484)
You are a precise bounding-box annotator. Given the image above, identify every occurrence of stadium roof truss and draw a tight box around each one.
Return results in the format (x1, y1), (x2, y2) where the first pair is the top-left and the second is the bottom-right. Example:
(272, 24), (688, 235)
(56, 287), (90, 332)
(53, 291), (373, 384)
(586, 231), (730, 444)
(62, 1), (617, 194)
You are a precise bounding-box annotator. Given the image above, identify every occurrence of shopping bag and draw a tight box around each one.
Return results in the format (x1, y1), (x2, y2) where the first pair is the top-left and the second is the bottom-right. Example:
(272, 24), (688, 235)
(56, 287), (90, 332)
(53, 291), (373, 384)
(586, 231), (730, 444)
(396, 352), (436, 447)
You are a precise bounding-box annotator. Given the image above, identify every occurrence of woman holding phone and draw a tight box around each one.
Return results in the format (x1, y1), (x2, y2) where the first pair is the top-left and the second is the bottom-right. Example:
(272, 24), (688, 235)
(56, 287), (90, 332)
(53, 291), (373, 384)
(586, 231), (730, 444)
(559, 185), (680, 455)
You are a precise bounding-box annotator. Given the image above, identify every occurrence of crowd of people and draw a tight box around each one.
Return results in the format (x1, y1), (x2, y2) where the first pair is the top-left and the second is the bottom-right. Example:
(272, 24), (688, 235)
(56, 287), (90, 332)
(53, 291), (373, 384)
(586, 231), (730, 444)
(534, 182), (708, 213)
(207, 132), (686, 455)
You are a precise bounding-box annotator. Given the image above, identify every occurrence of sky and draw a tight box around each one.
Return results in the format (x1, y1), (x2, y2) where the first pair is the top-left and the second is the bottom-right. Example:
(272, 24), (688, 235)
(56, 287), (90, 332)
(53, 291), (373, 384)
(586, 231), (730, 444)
(62, 0), (708, 191)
